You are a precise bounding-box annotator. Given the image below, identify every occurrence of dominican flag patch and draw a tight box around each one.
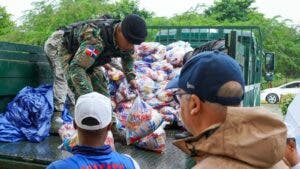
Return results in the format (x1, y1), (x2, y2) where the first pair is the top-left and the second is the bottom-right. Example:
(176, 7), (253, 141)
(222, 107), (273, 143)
(85, 46), (100, 59)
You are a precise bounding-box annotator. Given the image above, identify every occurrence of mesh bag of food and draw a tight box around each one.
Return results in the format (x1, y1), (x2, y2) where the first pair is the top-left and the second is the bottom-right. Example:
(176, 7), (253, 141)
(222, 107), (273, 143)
(135, 122), (167, 153)
(126, 96), (163, 144)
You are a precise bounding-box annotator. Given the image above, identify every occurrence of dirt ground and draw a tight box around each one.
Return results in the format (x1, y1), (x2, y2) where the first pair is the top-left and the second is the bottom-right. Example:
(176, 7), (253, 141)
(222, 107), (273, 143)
(260, 103), (283, 119)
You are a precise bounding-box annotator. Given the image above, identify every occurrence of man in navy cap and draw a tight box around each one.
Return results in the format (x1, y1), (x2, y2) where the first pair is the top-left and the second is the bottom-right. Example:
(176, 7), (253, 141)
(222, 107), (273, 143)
(44, 14), (147, 134)
(172, 51), (289, 168)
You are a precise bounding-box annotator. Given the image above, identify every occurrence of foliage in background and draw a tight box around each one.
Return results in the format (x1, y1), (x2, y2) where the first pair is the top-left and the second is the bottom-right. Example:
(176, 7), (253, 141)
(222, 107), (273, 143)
(0, 0), (299, 79)
(261, 73), (299, 89)
(111, 0), (153, 19)
(204, 0), (256, 21)
(0, 6), (15, 36)
(279, 94), (295, 116)
(0, 0), (152, 45)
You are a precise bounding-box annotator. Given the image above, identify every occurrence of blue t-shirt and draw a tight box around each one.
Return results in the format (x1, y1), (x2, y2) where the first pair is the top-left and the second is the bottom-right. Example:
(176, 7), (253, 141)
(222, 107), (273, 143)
(47, 145), (140, 169)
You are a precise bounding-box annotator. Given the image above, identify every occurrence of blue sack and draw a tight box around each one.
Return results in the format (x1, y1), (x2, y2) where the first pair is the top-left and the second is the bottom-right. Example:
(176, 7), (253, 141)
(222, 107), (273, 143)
(61, 100), (73, 124)
(0, 85), (54, 142)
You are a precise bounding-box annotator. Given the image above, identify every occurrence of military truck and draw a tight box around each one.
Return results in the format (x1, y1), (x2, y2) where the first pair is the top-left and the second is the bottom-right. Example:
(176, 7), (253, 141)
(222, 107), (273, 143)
(0, 25), (274, 169)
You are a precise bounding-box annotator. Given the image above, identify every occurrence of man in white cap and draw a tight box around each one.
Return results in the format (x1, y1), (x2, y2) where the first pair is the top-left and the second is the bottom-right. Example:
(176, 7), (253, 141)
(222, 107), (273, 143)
(47, 92), (140, 169)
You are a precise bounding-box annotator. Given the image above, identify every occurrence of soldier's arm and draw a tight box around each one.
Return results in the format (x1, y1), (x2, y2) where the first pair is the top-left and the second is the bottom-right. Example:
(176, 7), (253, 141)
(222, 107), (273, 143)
(121, 50), (136, 82)
(68, 23), (103, 97)
(109, 58), (123, 71)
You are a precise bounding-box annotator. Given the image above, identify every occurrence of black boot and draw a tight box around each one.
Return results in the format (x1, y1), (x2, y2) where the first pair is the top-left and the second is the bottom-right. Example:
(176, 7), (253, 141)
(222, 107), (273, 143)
(174, 130), (192, 139)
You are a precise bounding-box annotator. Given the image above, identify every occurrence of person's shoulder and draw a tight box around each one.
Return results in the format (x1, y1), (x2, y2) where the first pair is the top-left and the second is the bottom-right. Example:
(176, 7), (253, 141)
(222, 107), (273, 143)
(196, 155), (254, 169)
(46, 157), (78, 169)
(110, 152), (140, 169)
(46, 160), (70, 169)
(123, 154), (140, 169)
(110, 151), (132, 160)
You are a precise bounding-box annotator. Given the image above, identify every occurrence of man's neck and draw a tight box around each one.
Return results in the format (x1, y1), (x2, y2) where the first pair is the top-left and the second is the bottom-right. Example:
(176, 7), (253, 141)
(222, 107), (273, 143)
(192, 105), (227, 136)
(78, 132), (107, 147)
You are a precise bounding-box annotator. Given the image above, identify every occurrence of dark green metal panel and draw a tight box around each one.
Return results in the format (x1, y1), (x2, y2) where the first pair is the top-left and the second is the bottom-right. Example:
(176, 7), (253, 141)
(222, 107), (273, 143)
(0, 158), (46, 169)
(0, 96), (14, 112)
(0, 42), (53, 112)
(0, 51), (38, 61)
(0, 42), (44, 54)
(0, 78), (38, 95)
(0, 60), (37, 78)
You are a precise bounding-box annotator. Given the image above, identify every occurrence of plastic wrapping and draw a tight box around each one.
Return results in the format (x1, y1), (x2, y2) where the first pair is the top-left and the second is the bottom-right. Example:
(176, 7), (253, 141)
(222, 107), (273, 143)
(135, 66), (158, 81)
(104, 131), (115, 151)
(159, 106), (178, 123)
(115, 101), (133, 128)
(136, 75), (159, 94)
(151, 60), (173, 75)
(156, 89), (174, 103)
(168, 67), (182, 80)
(146, 97), (168, 109)
(166, 47), (186, 67)
(165, 41), (193, 67)
(126, 97), (163, 144)
(134, 60), (151, 69)
(0, 85), (53, 143)
(108, 81), (119, 96)
(135, 122), (167, 153)
(115, 80), (137, 103)
(58, 123), (76, 142)
(107, 67), (125, 81)
(135, 42), (166, 63)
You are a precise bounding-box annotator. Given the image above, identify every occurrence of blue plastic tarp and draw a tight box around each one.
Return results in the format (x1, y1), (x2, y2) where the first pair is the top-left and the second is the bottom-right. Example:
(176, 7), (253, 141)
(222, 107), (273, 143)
(0, 85), (54, 143)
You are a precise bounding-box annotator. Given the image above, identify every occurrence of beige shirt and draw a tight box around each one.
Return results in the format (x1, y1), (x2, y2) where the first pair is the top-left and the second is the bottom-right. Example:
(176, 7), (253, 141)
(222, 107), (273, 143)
(174, 107), (290, 169)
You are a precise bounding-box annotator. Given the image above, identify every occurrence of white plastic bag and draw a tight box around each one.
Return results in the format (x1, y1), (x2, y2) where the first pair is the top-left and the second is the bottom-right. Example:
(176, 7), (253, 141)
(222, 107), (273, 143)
(126, 96), (163, 144)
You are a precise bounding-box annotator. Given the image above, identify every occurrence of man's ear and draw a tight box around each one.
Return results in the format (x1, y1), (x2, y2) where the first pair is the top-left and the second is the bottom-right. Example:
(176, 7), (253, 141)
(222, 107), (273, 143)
(117, 24), (122, 33)
(190, 94), (201, 116)
(107, 122), (112, 131)
(287, 139), (297, 150)
(73, 120), (78, 130)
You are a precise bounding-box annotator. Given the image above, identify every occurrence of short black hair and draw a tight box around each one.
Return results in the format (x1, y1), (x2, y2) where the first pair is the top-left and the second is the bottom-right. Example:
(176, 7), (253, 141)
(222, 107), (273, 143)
(81, 117), (100, 126)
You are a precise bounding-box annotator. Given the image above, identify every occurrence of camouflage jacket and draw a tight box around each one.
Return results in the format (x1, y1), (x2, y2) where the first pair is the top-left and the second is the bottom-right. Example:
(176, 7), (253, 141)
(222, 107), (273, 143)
(68, 22), (135, 95)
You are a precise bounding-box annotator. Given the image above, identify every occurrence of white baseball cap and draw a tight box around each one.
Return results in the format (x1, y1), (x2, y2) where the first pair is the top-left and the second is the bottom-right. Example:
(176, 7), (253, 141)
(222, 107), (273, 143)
(75, 92), (112, 130)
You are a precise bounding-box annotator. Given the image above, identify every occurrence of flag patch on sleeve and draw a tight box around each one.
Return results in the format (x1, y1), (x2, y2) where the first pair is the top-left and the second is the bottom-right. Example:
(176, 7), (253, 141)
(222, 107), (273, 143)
(85, 46), (100, 60)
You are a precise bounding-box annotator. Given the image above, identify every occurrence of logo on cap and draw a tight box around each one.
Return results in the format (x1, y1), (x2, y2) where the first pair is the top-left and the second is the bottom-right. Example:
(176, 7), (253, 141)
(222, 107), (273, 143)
(186, 82), (195, 89)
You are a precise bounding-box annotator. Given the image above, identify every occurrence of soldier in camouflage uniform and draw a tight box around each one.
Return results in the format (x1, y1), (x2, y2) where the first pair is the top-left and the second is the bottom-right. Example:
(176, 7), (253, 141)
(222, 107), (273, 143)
(44, 14), (147, 134)
(44, 30), (76, 133)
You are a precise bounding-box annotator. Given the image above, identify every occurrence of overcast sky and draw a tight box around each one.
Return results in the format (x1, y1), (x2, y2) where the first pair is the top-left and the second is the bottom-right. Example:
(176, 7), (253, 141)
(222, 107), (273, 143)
(0, 0), (299, 26)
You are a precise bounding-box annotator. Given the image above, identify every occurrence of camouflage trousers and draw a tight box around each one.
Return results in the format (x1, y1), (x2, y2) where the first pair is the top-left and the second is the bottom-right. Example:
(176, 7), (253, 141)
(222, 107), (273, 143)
(44, 30), (75, 114)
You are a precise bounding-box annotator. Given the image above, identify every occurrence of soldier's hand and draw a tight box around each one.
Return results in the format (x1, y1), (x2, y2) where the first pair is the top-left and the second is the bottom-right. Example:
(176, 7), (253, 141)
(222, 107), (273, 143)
(129, 79), (138, 90)
(104, 64), (113, 70)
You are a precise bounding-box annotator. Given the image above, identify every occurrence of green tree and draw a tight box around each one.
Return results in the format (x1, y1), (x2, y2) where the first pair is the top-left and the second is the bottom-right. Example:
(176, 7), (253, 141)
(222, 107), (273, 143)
(0, 6), (15, 36)
(111, 0), (153, 19)
(204, 0), (256, 21)
(2, 0), (153, 45)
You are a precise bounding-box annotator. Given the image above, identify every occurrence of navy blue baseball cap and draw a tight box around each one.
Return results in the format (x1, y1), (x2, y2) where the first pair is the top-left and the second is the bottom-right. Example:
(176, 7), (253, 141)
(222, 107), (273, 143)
(176, 51), (245, 106)
(166, 75), (179, 90)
